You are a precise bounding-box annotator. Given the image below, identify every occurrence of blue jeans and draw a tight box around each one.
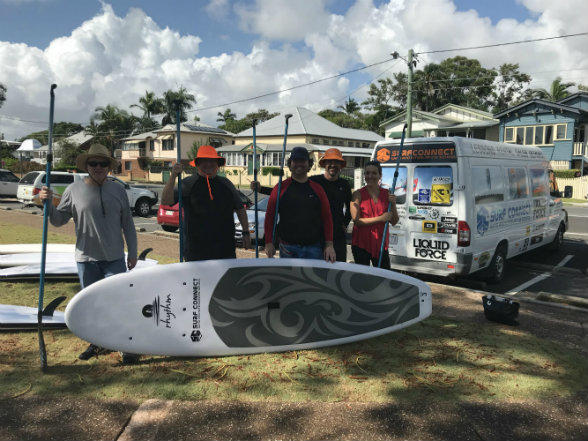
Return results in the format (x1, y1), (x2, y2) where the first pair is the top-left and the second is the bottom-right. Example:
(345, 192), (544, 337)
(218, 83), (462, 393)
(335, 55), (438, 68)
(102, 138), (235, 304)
(76, 258), (127, 289)
(279, 242), (323, 259)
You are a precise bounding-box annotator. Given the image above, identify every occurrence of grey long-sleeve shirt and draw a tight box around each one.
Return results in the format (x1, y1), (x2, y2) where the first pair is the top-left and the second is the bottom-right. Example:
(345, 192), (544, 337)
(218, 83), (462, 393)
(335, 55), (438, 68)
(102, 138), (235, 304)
(49, 179), (137, 262)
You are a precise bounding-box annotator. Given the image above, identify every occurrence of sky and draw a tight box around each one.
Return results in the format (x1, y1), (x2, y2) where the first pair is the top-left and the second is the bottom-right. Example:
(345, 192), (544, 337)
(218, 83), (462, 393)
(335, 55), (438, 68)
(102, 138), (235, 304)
(0, 0), (587, 141)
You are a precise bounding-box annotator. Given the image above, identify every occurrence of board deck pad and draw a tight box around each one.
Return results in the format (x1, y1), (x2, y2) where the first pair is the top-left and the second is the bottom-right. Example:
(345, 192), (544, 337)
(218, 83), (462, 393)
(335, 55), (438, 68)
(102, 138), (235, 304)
(65, 259), (432, 357)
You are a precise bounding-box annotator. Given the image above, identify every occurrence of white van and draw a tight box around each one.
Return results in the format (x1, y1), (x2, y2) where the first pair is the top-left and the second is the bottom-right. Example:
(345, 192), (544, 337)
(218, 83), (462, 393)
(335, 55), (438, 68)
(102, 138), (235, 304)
(372, 137), (568, 283)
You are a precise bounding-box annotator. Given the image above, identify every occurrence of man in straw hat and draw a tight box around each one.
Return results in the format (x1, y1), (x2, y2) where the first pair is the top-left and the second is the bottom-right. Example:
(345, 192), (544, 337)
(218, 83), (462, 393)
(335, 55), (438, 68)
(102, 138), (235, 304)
(39, 143), (139, 363)
(253, 147), (351, 262)
(161, 145), (251, 261)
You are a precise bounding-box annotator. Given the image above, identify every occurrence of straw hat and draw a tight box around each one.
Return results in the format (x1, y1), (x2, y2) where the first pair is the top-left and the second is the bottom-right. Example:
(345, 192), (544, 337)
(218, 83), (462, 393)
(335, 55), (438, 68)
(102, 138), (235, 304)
(194, 145), (225, 166)
(76, 144), (118, 172)
(318, 148), (345, 168)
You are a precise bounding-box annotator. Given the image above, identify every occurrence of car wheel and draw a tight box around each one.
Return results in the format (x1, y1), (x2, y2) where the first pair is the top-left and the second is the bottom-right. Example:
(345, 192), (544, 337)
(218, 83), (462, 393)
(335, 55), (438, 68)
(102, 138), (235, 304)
(161, 225), (178, 232)
(549, 224), (564, 251)
(487, 246), (507, 285)
(135, 198), (151, 217)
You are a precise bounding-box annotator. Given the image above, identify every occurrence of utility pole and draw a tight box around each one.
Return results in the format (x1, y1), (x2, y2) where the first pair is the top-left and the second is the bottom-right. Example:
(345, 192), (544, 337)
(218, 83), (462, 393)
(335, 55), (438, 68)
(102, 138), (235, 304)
(392, 49), (417, 138)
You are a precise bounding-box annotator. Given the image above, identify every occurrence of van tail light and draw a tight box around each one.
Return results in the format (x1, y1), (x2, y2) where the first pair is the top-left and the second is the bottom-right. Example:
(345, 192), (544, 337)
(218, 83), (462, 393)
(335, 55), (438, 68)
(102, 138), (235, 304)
(458, 221), (471, 247)
(32, 188), (40, 196)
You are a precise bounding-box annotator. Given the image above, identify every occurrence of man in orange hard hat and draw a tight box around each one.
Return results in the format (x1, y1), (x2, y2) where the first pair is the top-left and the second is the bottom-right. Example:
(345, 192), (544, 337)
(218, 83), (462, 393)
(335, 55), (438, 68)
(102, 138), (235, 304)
(253, 147), (352, 262)
(161, 145), (250, 261)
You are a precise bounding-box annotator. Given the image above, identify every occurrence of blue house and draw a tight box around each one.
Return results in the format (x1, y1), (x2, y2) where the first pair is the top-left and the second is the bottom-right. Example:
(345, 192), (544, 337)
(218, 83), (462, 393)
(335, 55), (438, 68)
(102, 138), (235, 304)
(494, 92), (588, 172)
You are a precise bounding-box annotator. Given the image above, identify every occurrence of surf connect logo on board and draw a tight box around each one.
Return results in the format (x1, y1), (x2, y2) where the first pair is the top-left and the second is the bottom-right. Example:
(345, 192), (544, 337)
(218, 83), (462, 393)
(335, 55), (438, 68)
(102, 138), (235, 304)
(191, 278), (201, 342)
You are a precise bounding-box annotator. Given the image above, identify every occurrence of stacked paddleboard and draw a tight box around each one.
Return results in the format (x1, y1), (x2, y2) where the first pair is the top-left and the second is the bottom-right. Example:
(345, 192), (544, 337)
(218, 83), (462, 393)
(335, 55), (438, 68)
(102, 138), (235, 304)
(0, 296), (67, 330)
(66, 259), (432, 357)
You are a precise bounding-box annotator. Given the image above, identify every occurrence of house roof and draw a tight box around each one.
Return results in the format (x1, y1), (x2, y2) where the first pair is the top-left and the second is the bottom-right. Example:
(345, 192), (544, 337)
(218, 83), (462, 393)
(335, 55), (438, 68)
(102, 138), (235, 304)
(432, 103), (495, 120)
(217, 143), (373, 157)
(236, 107), (383, 142)
(156, 123), (235, 136)
(379, 109), (457, 127)
(122, 131), (158, 141)
(558, 91), (588, 105)
(493, 98), (586, 119)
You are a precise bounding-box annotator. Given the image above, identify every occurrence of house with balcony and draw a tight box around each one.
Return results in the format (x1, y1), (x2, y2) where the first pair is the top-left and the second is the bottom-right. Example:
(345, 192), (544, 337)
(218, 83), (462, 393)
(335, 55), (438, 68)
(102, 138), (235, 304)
(494, 92), (588, 172)
(380, 103), (499, 140)
(217, 107), (383, 189)
(119, 124), (235, 180)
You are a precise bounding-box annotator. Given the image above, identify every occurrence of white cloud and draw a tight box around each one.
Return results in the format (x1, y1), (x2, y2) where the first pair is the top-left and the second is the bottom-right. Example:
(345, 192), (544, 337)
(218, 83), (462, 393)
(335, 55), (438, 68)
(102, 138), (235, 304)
(1, 0), (588, 141)
(205, 0), (231, 21)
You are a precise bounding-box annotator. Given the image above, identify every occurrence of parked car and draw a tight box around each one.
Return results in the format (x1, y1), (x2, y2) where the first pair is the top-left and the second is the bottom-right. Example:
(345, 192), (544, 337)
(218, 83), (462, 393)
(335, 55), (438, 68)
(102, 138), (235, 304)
(234, 197), (268, 245)
(157, 190), (253, 232)
(17, 171), (158, 217)
(0, 169), (20, 197)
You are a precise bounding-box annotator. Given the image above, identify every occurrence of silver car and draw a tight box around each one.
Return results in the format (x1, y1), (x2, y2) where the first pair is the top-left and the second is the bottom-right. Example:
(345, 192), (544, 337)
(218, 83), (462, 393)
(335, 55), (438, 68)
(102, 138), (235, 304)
(234, 197), (269, 245)
(0, 169), (19, 197)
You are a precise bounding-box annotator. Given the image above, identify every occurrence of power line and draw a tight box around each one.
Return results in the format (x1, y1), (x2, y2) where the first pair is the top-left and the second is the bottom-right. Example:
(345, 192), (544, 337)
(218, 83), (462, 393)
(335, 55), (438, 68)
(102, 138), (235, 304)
(416, 31), (588, 55)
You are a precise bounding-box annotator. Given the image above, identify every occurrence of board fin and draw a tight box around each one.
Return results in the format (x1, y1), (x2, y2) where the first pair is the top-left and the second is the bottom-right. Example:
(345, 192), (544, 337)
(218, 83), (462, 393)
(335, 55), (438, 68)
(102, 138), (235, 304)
(138, 248), (153, 261)
(42, 296), (66, 317)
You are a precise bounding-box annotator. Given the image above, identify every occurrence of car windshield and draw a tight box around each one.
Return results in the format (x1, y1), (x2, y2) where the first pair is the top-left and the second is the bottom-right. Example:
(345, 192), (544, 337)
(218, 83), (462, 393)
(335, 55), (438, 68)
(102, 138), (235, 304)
(19, 172), (39, 184)
(250, 197), (269, 211)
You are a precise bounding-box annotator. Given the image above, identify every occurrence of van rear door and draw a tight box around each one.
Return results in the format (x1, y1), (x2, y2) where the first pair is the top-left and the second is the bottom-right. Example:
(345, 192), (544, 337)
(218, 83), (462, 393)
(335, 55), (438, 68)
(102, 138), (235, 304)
(377, 141), (460, 268)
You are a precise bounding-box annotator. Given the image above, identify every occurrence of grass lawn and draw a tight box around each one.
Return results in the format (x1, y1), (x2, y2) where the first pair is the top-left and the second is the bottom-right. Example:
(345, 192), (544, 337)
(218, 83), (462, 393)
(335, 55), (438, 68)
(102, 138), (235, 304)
(562, 198), (587, 204)
(1, 222), (587, 405)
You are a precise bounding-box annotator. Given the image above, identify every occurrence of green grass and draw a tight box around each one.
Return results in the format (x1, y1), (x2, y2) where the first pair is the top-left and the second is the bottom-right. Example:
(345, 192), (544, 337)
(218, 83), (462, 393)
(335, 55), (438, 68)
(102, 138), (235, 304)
(562, 198), (587, 204)
(0, 221), (76, 246)
(1, 221), (587, 404)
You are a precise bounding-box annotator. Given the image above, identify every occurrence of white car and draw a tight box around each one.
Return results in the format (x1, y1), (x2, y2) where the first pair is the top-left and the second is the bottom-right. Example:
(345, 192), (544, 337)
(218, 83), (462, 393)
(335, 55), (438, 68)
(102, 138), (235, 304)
(17, 171), (157, 217)
(0, 169), (20, 197)
(234, 197), (268, 245)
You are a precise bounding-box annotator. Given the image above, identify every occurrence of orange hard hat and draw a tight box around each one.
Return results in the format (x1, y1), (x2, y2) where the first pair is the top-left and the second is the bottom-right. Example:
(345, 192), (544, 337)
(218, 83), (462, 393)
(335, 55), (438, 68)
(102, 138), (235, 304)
(319, 148), (345, 167)
(195, 145), (225, 166)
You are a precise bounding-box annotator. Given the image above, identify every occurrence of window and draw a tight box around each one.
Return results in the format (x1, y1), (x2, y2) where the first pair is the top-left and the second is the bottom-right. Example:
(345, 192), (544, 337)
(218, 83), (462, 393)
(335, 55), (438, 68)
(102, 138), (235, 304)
(534, 126), (544, 145)
(355, 142), (360, 147)
(555, 124), (567, 140)
(42, 173), (74, 184)
(312, 138), (319, 144)
(524, 127), (533, 145)
(348, 141), (354, 147)
(529, 168), (548, 197)
(545, 126), (553, 144)
(162, 138), (174, 151)
(507, 168), (528, 200)
(505, 127), (514, 142)
(516, 127), (524, 144)
(20, 172), (39, 184)
(574, 126), (585, 142)
(472, 166), (505, 204)
(362, 142), (370, 148)
(149, 140), (155, 151)
(412, 166), (453, 206)
(125, 161), (132, 171)
(0, 171), (18, 182)
(381, 166), (407, 204)
(322, 139), (329, 145)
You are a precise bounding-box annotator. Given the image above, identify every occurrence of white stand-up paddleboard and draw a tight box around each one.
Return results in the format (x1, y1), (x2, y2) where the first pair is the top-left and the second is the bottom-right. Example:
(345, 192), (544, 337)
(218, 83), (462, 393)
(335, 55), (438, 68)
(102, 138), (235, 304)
(65, 259), (432, 357)
(0, 244), (76, 255)
(0, 296), (67, 330)
(0, 253), (76, 267)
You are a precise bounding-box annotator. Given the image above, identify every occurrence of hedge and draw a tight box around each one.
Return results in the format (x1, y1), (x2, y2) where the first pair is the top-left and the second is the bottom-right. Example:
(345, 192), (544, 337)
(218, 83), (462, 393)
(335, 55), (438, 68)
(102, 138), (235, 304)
(554, 169), (582, 178)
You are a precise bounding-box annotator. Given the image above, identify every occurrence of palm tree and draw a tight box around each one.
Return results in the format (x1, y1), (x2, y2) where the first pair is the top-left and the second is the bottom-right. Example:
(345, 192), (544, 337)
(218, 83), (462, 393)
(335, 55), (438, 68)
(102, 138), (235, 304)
(91, 105), (137, 155)
(531, 77), (575, 102)
(217, 108), (237, 123)
(337, 97), (360, 115)
(131, 91), (165, 119)
(162, 87), (196, 125)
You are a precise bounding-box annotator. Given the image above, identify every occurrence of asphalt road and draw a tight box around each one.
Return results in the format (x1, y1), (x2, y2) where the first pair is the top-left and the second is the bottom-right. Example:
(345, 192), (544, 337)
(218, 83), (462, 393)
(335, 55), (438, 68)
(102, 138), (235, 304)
(1, 195), (586, 302)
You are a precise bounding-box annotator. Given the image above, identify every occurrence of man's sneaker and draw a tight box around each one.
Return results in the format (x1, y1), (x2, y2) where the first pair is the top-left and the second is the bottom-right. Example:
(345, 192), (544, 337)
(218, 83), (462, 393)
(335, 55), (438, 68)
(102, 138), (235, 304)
(121, 353), (140, 365)
(78, 344), (110, 360)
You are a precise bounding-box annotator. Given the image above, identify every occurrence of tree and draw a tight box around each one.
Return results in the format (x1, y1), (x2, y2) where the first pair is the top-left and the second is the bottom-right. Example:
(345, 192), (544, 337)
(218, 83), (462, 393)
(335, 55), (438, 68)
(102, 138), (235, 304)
(56, 139), (83, 168)
(217, 108), (237, 123)
(19, 122), (84, 144)
(531, 77), (576, 102)
(0, 83), (6, 109)
(362, 77), (398, 114)
(131, 91), (165, 120)
(90, 105), (137, 155)
(162, 87), (196, 125)
(244, 109), (279, 123)
(318, 109), (366, 130)
(337, 97), (360, 115)
(491, 63), (532, 113)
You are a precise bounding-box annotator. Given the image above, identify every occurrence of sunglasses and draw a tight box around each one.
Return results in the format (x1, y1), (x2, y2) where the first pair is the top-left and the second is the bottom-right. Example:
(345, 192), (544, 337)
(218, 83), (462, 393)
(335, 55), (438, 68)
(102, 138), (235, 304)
(87, 161), (109, 168)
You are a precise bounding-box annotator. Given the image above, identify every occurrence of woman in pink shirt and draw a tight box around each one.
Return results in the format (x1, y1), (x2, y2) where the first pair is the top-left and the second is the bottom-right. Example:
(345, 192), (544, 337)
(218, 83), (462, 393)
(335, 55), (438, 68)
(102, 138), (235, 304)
(350, 161), (399, 269)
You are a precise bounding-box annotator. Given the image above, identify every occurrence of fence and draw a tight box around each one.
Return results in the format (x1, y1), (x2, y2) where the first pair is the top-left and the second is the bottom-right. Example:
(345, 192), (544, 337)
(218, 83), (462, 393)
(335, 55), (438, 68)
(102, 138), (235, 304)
(555, 176), (588, 200)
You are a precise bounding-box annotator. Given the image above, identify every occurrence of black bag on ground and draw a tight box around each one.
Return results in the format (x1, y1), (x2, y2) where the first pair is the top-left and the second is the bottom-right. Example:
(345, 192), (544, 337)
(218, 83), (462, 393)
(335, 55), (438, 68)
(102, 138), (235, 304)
(482, 295), (519, 326)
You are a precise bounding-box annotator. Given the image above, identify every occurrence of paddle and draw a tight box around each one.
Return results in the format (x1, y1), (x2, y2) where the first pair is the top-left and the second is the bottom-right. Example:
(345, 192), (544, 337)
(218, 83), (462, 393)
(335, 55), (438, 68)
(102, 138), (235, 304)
(377, 123), (407, 268)
(175, 101), (184, 262)
(271, 113), (293, 246)
(37, 84), (57, 371)
(252, 118), (259, 257)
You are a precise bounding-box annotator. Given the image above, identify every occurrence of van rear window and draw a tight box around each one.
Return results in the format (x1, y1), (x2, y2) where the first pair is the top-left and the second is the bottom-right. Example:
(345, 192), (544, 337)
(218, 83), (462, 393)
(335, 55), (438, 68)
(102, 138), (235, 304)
(19, 172), (39, 184)
(413, 166), (453, 206)
(381, 166), (407, 204)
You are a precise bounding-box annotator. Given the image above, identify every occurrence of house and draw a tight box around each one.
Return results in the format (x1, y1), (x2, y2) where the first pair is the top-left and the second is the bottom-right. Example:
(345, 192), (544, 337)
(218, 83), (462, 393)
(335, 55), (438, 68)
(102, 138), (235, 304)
(494, 93), (588, 171)
(34, 131), (94, 164)
(380, 103), (499, 140)
(118, 123), (235, 180)
(218, 107), (383, 188)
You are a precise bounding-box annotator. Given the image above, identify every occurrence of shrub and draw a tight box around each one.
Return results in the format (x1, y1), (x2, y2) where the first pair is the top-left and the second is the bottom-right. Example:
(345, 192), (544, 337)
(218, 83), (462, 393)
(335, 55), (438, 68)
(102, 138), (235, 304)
(553, 169), (581, 178)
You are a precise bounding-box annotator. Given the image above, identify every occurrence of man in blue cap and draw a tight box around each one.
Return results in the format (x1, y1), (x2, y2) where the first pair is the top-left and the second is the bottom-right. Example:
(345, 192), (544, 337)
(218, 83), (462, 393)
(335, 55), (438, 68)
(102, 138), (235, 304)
(264, 146), (336, 262)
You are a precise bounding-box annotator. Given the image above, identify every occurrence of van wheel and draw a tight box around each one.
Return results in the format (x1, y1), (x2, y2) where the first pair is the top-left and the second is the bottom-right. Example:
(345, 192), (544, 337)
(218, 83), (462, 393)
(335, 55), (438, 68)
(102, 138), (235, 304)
(487, 246), (507, 284)
(134, 198), (151, 217)
(549, 225), (564, 251)
(161, 225), (178, 233)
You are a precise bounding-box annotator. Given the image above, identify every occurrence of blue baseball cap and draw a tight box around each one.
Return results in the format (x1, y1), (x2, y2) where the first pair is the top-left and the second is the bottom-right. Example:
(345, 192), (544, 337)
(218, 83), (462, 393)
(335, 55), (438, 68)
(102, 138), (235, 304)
(289, 146), (310, 161)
